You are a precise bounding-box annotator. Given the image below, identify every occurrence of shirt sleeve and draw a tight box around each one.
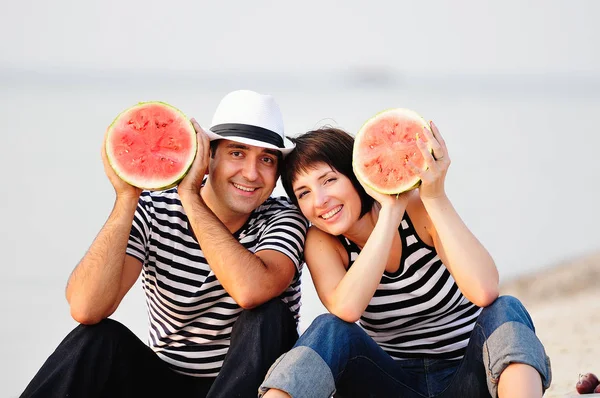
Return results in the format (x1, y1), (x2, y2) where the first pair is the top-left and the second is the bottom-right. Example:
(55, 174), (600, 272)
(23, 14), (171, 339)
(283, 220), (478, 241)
(254, 208), (309, 272)
(126, 192), (153, 264)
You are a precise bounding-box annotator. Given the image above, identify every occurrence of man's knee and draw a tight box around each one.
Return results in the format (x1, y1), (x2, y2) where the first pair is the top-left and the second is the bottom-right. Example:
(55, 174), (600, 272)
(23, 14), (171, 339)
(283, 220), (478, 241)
(68, 318), (132, 346)
(235, 298), (292, 328)
(77, 318), (129, 334)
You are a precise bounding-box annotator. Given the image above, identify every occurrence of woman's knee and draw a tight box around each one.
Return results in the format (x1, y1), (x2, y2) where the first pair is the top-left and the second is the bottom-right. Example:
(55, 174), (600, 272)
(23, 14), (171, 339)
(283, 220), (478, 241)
(300, 313), (361, 347)
(309, 314), (356, 334)
(479, 295), (535, 332)
(488, 295), (525, 311)
(476, 297), (552, 395)
(311, 313), (341, 327)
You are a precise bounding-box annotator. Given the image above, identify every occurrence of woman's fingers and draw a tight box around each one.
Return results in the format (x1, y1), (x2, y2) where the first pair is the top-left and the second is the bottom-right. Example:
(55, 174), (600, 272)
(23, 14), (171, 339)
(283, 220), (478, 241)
(357, 172), (405, 208)
(405, 158), (423, 178)
(412, 129), (448, 180)
(429, 121), (448, 154)
(420, 125), (445, 161)
(416, 130), (437, 169)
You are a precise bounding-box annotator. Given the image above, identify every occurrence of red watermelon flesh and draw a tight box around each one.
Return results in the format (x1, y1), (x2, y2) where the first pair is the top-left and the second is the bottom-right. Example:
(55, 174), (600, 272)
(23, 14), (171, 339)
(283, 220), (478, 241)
(105, 102), (197, 190)
(353, 108), (430, 195)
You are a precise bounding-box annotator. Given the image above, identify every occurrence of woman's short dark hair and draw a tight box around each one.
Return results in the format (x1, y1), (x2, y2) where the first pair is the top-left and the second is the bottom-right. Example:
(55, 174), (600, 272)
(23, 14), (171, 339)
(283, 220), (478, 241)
(281, 127), (374, 218)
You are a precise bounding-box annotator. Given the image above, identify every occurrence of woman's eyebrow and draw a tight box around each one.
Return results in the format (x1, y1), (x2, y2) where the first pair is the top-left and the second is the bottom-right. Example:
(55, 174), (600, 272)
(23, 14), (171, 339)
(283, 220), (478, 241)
(293, 171), (332, 193)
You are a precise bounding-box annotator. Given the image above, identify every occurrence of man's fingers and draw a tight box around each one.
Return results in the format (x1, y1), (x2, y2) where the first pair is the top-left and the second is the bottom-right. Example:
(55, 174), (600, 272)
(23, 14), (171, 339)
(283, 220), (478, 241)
(190, 118), (204, 134)
(190, 118), (210, 155)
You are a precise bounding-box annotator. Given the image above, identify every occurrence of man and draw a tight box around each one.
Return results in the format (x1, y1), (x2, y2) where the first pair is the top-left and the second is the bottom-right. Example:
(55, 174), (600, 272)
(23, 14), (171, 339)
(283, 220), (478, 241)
(22, 90), (309, 398)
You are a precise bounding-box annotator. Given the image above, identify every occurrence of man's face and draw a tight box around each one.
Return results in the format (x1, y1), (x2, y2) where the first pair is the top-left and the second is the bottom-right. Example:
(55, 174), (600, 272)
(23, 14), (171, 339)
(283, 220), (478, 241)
(207, 140), (280, 216)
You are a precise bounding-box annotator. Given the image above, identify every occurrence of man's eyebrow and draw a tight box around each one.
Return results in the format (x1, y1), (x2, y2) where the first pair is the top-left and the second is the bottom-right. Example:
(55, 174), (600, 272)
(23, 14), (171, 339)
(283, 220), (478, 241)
(224, 143), (278, 157)
(225, 143), (250, 150)
(263, 149), (280, 157)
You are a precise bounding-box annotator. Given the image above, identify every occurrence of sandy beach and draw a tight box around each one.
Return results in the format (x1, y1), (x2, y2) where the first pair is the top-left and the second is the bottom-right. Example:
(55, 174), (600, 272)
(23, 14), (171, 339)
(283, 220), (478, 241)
(500, 251), (600, 397)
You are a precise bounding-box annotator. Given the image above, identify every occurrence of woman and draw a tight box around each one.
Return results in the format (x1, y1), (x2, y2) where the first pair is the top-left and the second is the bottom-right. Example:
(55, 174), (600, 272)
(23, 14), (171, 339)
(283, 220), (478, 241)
(258, 123), (551, 397)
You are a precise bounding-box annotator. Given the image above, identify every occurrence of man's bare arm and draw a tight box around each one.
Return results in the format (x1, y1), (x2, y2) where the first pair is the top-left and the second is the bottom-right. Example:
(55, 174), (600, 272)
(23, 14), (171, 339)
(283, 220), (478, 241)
(66, 196), (142, 324)
(180, 193), (296, 309)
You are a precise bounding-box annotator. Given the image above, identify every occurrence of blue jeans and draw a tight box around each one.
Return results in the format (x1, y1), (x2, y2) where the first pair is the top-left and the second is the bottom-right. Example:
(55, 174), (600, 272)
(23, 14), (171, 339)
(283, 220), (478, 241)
(259, 296), (552, 398)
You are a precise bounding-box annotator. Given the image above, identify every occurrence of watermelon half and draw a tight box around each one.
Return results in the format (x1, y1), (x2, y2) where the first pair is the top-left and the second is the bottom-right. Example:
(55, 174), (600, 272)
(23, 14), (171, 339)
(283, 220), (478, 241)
(353, 108), (430, 195)
(105, 102), (197, 190)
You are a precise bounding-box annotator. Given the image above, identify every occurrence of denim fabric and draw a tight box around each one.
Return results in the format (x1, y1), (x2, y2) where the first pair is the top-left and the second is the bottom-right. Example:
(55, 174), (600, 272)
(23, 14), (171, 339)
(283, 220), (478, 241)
(260, 347), (335, 398)
(259, 295), (552, 398)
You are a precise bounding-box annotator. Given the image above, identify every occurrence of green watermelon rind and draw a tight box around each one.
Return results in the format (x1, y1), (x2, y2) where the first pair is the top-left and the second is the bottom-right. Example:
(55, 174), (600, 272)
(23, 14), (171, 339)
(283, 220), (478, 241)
(105, 101), (197, 191)
(353, 108), (431, 195)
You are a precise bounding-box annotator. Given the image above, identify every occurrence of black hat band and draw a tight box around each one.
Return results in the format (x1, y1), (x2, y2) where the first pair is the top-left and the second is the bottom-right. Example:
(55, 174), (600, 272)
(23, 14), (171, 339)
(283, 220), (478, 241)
(210, 123), (284, 148)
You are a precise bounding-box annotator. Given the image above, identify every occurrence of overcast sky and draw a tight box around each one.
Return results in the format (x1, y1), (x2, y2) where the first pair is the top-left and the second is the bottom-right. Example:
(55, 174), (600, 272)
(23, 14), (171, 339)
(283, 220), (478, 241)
(1, 0), (598, 74)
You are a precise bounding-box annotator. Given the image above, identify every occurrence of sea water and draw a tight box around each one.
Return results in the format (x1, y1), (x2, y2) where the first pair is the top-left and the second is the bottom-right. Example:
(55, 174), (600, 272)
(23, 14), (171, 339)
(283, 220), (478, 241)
(1, 70), (598, 396)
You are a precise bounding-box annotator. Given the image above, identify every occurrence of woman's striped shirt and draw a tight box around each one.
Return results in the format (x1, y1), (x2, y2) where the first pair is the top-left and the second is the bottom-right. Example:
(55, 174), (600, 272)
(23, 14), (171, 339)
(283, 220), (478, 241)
(126, 188), (309, 377)
(340, 213), (482, 360)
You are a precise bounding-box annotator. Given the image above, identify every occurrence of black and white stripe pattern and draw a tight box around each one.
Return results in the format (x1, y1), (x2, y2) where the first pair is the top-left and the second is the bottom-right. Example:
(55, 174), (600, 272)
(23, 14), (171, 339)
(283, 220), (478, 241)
(127, 189), (308, 377)
(341, 215), (481, 360)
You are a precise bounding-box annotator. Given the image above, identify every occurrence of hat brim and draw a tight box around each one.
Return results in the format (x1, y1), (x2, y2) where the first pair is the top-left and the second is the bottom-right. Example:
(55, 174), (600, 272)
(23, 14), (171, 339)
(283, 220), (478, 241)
(205, 128), (295, 156)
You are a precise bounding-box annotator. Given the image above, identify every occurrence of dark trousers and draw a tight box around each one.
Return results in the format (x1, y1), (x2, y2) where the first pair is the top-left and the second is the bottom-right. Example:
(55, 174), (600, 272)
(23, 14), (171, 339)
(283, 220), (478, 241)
(21, 298), (298, 398)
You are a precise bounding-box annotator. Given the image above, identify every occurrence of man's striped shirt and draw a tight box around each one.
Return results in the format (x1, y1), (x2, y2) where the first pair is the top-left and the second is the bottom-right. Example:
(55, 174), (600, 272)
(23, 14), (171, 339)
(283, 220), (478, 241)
(126, 188), (309, 377)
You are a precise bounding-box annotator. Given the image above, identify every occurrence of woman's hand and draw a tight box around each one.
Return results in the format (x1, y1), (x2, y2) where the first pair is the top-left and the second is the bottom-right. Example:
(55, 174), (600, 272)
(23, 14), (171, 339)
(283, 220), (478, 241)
(408, 121), (450, 200)
(178, 118), (211, 197)
(356, 174), (410, 223)
(408, 121), (499, 306)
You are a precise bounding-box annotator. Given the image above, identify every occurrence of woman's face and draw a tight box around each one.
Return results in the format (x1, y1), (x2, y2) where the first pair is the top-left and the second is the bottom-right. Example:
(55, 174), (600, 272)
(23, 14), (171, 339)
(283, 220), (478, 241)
(292, 162), (362, 236)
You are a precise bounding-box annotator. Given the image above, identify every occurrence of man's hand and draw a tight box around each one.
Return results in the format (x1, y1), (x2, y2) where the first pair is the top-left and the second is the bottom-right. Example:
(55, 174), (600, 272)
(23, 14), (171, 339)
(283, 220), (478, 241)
(101, 131), (142, 199)
(178, 118), (211, 196)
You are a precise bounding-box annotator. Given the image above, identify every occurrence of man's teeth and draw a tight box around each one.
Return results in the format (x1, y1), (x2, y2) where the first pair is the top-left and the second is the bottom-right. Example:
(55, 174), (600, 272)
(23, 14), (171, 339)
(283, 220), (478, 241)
(233, 183), (257, 192)
(321, 206), (342, 220)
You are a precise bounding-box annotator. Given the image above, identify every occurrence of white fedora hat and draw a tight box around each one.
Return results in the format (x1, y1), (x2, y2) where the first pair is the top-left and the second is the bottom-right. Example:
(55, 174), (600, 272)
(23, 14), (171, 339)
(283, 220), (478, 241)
(205, 90), (295, 156)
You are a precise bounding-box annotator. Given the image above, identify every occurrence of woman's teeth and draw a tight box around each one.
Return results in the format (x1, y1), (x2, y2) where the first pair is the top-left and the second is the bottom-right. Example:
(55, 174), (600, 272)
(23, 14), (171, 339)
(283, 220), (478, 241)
(321, 206), (342, 220)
